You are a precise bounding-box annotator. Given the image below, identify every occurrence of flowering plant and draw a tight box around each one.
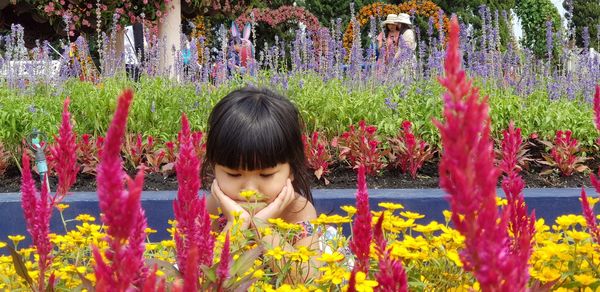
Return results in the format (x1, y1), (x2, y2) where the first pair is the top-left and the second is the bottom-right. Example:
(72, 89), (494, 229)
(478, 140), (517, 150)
(539, 130), (589, 176)
(334, 120), (389, 176)
(387, 120), (435, 179)
(302, 131), (332, 184)
(33, 0), (203, 34)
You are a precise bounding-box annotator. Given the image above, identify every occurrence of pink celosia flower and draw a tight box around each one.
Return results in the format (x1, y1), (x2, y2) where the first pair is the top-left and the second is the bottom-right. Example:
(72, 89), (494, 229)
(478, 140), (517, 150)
(349, 165), (372, 273)
(580, 188), (600, 244)
(347, 268), (358, 292)
(49, 97), (78, 202)
(142, 265), (166, 292)
(183, 246), (199, 291)
(434, 16), (529, 291)
(373, 213), (408, 292)
(21, 153), (53, 292)
(500, 122), (536, 289)
(216, 232), (231, 291)
(93, 89), (148, 291)
(173, 113), (214, 286)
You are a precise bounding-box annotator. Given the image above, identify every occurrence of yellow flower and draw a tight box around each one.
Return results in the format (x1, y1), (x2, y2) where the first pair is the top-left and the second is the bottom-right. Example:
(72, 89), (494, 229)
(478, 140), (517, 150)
(413, 221), (442, 234)
(496, 197), (508, 206)
(579, 196), (599, 207)
(446, 250), (463, 267)
(574, 274), (597, 286)
(442, 210), (452, 222)
(252, 269), (265, 279)
(341, 205), (357, 216)
(378, 202), (404, 211)
(0, 241), (5, 249)
(566, 230), (590, 242)
(75, 214), (96, 222)
(56, 204), (70, 212)
(268, 218), (302, 231)
(240, 189), (259, 200)
(555, 214), (586, 229)
(317, 251), (345, 263)
(343, 271), (378, 292)
(530, 268), (561, 283)
(160, 240), (175, 248)
(265, 246), (286, 260)
(312, 214), (351, 225)
(289, 246), (315, 262)
(400, 211), (425, 220)
(317, 265), (346, 285)
(8, 235), (25, 245)
(144, 228), (157, 234)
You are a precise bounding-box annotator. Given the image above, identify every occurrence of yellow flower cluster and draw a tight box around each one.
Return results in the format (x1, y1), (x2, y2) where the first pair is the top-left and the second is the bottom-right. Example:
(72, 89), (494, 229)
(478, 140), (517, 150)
(0, 203), (598, 290)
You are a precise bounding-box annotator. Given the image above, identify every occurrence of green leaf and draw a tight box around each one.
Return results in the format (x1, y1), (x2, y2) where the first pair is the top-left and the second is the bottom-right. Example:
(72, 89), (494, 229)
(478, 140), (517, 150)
(145, 258), (181, 278)
(8, 245), (33, 289)
(229, 245), (264, 277)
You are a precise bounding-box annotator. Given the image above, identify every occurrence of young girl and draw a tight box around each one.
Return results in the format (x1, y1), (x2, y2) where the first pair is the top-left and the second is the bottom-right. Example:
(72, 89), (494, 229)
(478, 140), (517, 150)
(204, 87), (319, 260)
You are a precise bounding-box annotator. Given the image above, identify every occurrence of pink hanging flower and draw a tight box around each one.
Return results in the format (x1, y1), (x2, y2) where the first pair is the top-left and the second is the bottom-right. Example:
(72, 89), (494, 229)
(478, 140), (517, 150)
(93, 89), (148, 290)
(49, 97), (78, 203)
(434, 16), (528, 291)
(21, 154), (53, 292)
(349, 165), (372, 273)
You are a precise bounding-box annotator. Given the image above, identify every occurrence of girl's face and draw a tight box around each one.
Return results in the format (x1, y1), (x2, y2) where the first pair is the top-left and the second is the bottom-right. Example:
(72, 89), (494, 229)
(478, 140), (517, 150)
(214, 163), (293, 206)
(387, 24), (398, 31)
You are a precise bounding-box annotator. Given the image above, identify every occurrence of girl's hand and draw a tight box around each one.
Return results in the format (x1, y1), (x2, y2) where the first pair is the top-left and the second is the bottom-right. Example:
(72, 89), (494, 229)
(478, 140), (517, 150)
(254, 179), (297, 224)
(211, 180), (251, 230)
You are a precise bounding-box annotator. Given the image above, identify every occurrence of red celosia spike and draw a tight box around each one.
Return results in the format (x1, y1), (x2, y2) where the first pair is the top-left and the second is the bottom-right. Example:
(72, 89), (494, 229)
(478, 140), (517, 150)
(580, 188), (600, 243)
(173, 113), (214, 280)
(594, 85), (600, 134)
(217, 232), (231, 291)
(21, 153), (53, 291)
(347, 268), (358, 292)
(142, 265), (166, 292)
(50, 97), (79, 202)
(434, 16), (530, 291)
(21, 153), (38, 231)
(183, 246), (199, 292)
(349, 165), (372, 273)
(95, 89), (149, 290)
(373, 212), (386, 252)
(97, 89), (134, 239)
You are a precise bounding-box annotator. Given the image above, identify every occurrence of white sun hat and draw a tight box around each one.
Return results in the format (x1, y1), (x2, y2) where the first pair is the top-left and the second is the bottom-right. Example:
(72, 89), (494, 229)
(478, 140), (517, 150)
(396, 13), (412, 25)
(382, 14), (399, 25)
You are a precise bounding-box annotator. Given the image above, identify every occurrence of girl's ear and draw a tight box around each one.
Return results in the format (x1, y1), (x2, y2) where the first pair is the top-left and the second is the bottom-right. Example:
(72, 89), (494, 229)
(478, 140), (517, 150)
(243, 23), (251, 40)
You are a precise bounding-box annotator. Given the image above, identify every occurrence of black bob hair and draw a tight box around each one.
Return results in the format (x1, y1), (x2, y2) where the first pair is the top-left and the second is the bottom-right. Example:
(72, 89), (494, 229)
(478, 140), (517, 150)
(203, 86), (313, 204)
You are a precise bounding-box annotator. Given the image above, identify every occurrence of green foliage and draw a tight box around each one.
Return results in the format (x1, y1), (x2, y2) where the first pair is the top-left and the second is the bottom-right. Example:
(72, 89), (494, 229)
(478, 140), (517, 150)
(0, 74), (597, 153)
(433, 0), (516, 50)
(564, 0), (600, 50)
(514, 0), (562, 58)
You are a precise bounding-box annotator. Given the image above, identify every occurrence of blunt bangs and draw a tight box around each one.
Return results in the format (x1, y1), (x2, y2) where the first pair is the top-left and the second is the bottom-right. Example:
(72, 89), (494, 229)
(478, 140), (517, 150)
(206, 87), (302, 171)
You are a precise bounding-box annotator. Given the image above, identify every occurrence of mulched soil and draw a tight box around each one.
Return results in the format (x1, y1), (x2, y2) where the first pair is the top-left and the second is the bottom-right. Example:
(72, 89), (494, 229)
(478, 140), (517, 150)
(0, 139), (597, 193)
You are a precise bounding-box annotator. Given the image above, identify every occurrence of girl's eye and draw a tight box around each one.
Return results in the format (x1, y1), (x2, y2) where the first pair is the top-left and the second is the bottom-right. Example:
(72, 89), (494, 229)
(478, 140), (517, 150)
(260, 173), (275, 178)
(226, 172), (241, 177)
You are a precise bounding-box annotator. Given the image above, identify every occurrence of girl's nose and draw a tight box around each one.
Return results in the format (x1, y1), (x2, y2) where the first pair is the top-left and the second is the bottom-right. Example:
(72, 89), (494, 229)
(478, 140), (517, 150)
(242, 179), (258, 192)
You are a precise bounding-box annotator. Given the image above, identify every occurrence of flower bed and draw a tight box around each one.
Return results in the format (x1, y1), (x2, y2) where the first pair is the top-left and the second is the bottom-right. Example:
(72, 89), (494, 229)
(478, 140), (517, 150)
(1, 17), (599, 291)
